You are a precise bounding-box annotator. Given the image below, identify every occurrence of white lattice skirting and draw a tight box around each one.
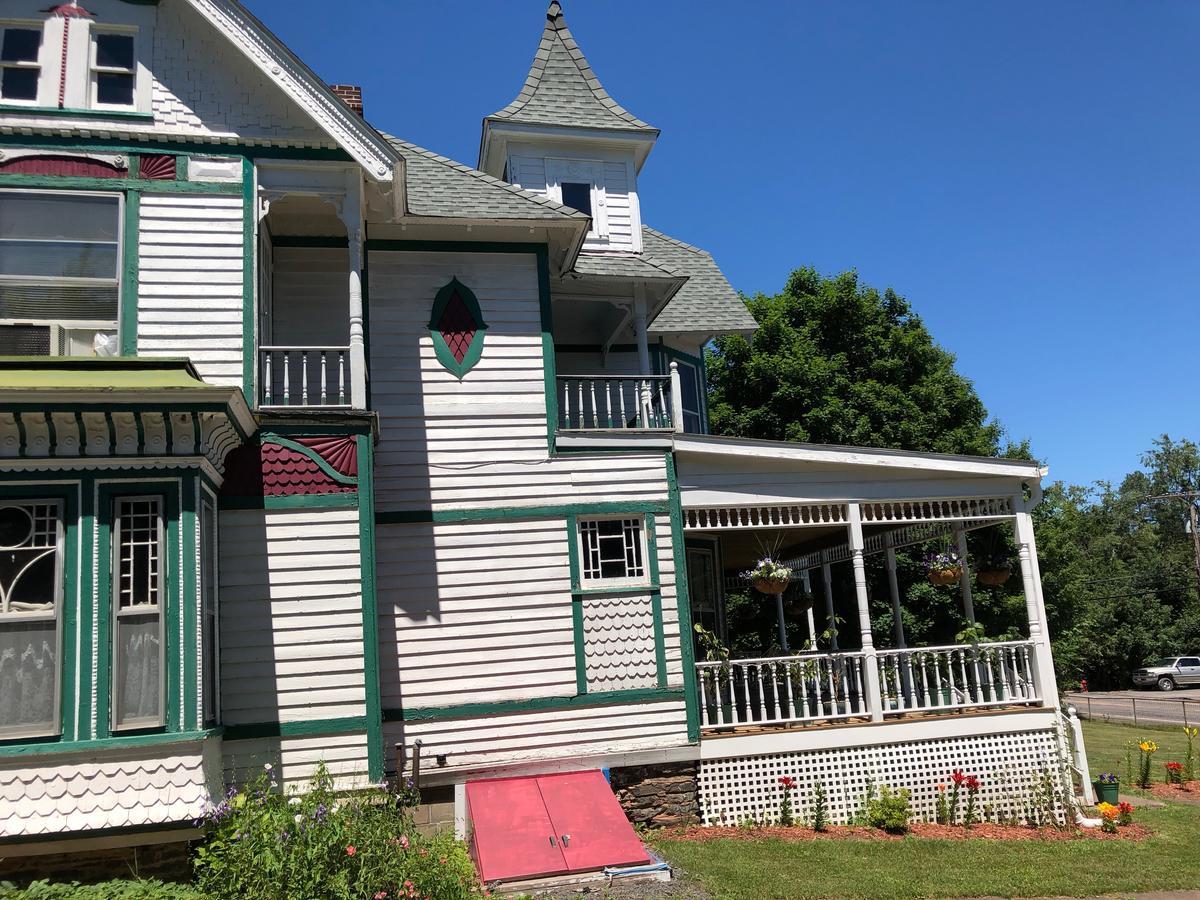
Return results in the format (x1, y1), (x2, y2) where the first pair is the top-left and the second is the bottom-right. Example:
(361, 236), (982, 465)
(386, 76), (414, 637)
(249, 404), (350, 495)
(698, 727), (1065, 827)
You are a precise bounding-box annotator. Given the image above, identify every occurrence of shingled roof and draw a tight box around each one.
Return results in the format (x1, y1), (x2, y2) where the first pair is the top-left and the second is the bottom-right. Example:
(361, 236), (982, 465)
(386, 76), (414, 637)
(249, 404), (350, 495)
(486, 2), (658, 134)
(642, 226), (758, 336)
(386, 135), (588, 222)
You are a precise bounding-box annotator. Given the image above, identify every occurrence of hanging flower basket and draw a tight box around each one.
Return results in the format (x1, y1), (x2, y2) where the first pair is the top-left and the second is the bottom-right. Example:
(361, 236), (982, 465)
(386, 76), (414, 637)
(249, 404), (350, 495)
(926, 549), (963, 586)
(743, 557), (793, 596)
(753, 576), (791, 595)
(978, 565), (1012, 587)
(928, 568), (963, 586)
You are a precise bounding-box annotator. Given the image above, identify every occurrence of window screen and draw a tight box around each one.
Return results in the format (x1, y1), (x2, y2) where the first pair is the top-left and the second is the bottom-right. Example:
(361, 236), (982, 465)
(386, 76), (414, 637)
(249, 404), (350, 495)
(113, 497), (164, 730)
(579, 517), (647, 583)
(0, 501), (62, 739)
(0, 27), (41, 102)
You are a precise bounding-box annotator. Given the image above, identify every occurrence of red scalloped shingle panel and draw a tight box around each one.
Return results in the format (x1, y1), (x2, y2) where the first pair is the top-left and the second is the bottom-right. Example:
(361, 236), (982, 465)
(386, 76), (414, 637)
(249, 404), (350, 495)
(295, 436), (358, 478)
(221, 442), (355, 498)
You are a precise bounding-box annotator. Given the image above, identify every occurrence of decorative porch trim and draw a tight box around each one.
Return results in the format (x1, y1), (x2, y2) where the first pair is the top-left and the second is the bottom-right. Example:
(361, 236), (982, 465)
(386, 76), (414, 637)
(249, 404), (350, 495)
(784, 518), (997, 571)
(0, 136), (355, 162)
(860, 497), (1015, 524)
(383, 687), (686, 723)
(683, 503), (848, 531)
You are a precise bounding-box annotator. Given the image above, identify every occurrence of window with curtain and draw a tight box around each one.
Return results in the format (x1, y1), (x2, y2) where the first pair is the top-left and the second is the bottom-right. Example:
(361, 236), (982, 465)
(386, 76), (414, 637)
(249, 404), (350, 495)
(0, 501), (62, 740)
(200, 497), (218, 726)
(0, 191), (121, 357)
(112, 496), (164, 731)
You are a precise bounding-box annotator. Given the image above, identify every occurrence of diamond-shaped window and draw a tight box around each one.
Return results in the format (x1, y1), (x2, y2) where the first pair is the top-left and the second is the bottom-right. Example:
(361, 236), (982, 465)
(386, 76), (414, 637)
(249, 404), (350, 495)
(429, 277), (487, 379)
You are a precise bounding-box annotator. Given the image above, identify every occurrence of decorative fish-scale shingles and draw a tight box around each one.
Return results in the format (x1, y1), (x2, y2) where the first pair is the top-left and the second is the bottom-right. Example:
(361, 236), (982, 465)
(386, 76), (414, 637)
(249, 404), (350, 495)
(583, 594), (657, 693)
(0, 750), (210, 838)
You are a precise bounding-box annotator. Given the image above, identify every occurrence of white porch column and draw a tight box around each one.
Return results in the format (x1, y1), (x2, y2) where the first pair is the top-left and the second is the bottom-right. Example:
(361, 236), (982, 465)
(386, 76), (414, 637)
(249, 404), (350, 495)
(821, 560), (838, 651)
(1013, 499), (1060, 704)
(633, 285), (651, 376)
(848, 503), (884, 722)
(801, 569), (817, 649)
(343, 170), (368, 409)
(884, 535), (906, 649)
(955, 526), (976, 625)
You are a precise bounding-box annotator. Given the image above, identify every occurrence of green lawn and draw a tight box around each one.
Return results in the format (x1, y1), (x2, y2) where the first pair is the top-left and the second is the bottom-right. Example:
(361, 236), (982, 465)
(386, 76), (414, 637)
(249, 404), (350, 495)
(653, 720), (1200, 900)
(1079, 718), (1192, 784)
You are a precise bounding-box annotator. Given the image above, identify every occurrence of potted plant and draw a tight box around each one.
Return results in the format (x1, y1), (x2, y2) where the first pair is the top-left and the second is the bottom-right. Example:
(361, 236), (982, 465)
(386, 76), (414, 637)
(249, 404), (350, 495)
(744, 557), (793, 595)
(976, 550), (1013, 586)
(926, 549), (963, 586)
(1094, 771), (1120, 804)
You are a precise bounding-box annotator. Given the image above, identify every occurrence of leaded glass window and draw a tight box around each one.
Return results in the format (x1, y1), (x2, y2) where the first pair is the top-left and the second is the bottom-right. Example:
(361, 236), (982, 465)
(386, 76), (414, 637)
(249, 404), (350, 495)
(578, 517), (647, 585)
(0, 501), (62, 739)
(112, 496), (164, 731)
(428, 278), (487, 379)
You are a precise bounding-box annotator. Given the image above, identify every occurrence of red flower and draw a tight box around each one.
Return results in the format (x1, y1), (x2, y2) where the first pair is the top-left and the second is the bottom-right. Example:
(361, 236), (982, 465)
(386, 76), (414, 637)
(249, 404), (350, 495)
(1166, 762), (1184, 772)
(1118, 802), (1134, 814)
(937, 783), (946, 792)
(951, 769), (966, 786)
(964, 776), (981, 792)
(778, 776), (797, 790)
(346, 845), (357, 856)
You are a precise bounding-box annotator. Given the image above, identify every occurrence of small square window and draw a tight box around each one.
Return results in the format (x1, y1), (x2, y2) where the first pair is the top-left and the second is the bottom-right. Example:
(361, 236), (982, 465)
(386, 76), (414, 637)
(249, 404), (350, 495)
(578, 517), (648, 585)
(560, 182), (593, 218)
(1, 67), (37, 101)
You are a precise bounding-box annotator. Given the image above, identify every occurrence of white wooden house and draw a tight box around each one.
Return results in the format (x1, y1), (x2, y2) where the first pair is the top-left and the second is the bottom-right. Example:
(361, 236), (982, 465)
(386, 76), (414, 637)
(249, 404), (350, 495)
(0, 0), (1084, 875)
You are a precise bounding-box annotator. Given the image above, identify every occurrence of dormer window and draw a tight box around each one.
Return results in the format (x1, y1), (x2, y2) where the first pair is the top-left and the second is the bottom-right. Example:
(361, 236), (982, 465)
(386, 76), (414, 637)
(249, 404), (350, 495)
(91, 31), (136, 108)
(560, 181), (592, 218)
(0, 25), (42, 103)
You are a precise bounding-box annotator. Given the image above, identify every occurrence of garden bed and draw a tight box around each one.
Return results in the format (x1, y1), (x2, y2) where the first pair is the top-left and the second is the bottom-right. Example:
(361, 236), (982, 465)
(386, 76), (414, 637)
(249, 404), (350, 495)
(656, 822), (1151, 843)
(1142, 780), (1200, 804)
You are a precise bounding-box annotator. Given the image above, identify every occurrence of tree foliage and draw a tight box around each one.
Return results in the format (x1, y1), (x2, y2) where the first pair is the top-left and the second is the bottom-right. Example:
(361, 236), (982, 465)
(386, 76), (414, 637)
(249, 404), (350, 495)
(707, 268), (1002, 456)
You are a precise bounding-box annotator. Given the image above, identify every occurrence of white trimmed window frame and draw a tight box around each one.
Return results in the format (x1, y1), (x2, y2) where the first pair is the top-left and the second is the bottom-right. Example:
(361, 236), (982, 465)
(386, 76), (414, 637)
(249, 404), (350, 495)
(0, 499), (64, 741)
(0, 19), (50, 107)
(0, 188), (123, 357)
(111, 494), (166, 733)
(577, 515), (650, 589)
(546, 157), (608, 240)
(87, 24), (144, 113)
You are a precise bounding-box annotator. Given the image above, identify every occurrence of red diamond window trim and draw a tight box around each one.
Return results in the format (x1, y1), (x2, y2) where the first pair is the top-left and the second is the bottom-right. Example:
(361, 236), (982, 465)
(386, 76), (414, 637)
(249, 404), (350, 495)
(428, 277), (487, 379)
(437, 291), (477, 365)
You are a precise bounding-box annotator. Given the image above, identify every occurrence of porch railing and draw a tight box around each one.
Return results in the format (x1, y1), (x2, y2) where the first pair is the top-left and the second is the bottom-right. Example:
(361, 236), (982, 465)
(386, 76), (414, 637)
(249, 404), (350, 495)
(875, 640), (1040, 716)
(695, 651), (870, 732)
(260, 346), (351, 408)
(557, 375), (676, 431)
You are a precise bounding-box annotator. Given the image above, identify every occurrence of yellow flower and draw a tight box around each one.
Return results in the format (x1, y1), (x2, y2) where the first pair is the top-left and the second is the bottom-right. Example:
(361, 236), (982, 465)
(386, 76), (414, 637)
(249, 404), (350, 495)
(1140, 740), (1158, 753)
(1096, 801), (1119, 819)
(1185, 727), (1198, 739)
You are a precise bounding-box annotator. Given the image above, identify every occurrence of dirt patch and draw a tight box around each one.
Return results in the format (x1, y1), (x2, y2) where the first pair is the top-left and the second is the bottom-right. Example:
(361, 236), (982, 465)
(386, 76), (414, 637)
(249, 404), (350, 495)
(654, 822), (1151, 843)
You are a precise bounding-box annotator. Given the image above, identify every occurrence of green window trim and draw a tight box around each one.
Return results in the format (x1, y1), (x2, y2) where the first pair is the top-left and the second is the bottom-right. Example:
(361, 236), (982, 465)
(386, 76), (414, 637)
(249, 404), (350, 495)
(384, 687), (687, 723)
(428, 277), (487, 380)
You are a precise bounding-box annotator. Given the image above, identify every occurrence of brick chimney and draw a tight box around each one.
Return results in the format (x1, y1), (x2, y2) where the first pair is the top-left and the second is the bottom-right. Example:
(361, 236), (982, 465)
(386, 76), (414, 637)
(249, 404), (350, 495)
(329, 84), (364, 117)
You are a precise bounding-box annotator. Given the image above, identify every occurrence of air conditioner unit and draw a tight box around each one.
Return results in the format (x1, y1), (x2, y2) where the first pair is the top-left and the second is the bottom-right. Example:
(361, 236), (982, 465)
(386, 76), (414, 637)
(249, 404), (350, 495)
(0, 322), (118, 357)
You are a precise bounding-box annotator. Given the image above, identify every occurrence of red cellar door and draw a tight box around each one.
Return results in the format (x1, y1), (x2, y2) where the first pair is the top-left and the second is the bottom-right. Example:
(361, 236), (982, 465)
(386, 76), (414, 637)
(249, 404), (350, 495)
(466, 777), (569, 883)
(536, 771), (651, 873)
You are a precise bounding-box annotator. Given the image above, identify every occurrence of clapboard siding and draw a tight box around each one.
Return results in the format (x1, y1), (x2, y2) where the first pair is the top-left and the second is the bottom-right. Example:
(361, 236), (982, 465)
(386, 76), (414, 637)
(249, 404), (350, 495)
(271, 246), (350, 346)
(368, 250), (671, 511)
(222, 732), (369, 792)
(386, 701), (689, 772)
(377, 520), (577, 709)
(506, 153), (639, 252)
(218, 507), (366, 724)
(137, 193), (245, 387)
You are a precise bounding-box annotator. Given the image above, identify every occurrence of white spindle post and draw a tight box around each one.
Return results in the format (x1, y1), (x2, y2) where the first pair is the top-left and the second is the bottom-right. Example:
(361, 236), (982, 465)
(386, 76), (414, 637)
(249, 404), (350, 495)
(264, 352), (273, 405)
(588, 380), (598, 429)
(801, 569), (817, 649)
(822, 561), (838, 651)
(338, 351), (346, 405)
(282, 351), (291, 406)
(603, 381), (613, 427)
(669, 361), (685, 433)
(320, 351), (328, 405)
(848, 504), (884, 722)
(343, 172), (367, 409)
(1014, 496), (1060, 703)
(301, 352), (309, 405)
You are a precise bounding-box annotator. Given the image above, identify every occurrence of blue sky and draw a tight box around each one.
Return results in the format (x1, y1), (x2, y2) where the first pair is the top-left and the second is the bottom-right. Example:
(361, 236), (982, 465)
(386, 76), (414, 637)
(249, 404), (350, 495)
(247, 0), (1198, 488)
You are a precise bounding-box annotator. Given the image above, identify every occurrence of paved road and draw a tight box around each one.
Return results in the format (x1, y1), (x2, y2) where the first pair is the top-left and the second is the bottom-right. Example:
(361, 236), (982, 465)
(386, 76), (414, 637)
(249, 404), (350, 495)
(1065, 689), (1200, 727)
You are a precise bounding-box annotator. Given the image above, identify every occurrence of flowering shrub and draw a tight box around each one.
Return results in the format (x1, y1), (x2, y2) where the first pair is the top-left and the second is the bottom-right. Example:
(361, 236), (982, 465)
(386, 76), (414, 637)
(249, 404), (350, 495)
(1138, 741), (1158, 788)
(1118, 801), (1134, 827)
(777, 776), (796, 827)
(962, 774), (982, 827)
(193, 764), (482, 900)
(1096, 802), (1119, 834)
(1165, 761), (1185, 785)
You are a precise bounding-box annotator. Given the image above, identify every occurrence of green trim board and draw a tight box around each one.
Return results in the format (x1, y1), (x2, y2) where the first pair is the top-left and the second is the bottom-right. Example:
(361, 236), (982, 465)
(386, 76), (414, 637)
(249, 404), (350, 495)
(120, 191), (140, 356)
(428, 277), (487, 380)
(646, 517), (669, 689)
(0, 174), (242, 195)
(356, 434), (384, 782)
(377, 499), (670, 526)
(566, 515), (587, 693)
(0, 728), (221, 760)
(665, 452), (701, 742)
(0, 105), (155, 121)
(219, 493), (359, 511)
(0, 134), (354, 162)
(181, 476), (200, 732)
(241, 158), (256, 406)
(384, 688), (687, 723)
(223, 716), (367, 741)
(537, 245), (557, 455)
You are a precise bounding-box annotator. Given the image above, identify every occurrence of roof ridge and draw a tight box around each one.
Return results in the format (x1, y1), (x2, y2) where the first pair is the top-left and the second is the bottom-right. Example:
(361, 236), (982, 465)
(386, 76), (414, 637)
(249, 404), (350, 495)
(642, 224), (714, 258)
(487, 2), (657, 132)
(383, 134), (588, 220)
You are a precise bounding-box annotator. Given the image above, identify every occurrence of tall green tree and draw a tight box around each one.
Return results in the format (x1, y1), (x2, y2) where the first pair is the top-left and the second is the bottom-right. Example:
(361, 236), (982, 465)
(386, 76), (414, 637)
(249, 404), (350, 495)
(707, 268), (1002, 456)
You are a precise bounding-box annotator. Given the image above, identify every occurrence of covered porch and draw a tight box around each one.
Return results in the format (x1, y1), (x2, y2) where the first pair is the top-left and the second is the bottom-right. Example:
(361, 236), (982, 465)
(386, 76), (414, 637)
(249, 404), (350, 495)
(675, 435), (1058, 740)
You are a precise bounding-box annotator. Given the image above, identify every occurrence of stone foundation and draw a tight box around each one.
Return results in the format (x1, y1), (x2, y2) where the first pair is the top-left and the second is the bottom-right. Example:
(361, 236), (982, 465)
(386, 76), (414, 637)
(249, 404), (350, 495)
(412, 784), (455, 836)
(0, 837), (193, 885)
(610, 762), (699, 827)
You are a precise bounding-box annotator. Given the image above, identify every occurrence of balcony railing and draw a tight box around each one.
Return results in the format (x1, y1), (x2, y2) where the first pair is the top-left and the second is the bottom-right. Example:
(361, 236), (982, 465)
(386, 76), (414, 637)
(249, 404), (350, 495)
(695, 640), (1041, 734)
(696, 651), (870, 731)
(876, 640), (1039, 715)
(260, 346), (351, 409)
(557, 374), (677, 431)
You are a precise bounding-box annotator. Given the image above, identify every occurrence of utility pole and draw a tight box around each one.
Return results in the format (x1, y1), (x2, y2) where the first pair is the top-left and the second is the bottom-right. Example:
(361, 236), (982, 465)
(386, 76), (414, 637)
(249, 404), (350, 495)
(1146, 491), (1200, 600)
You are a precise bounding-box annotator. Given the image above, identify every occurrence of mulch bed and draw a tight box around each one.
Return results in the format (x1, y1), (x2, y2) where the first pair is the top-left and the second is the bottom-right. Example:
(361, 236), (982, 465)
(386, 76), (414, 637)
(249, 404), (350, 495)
(1142, 780), (1200, 804)
(656, 822), (1151, 843)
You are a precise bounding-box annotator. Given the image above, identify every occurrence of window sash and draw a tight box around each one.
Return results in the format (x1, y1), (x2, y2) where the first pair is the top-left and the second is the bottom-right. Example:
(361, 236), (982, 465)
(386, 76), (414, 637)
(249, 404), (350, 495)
(89, 30), (137, 109)
(0, 25), (42, 105)
(112, 495), (165, 731)
(0, 499), (63, 741)
(578, 517), (648, 586)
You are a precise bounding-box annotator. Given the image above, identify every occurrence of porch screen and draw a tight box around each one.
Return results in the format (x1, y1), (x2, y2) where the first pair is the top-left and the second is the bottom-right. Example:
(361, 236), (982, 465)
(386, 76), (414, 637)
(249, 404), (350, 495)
(112, 496), (164, 730)
(0, 501), (63, 739)
(0, 191), (121, 353)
